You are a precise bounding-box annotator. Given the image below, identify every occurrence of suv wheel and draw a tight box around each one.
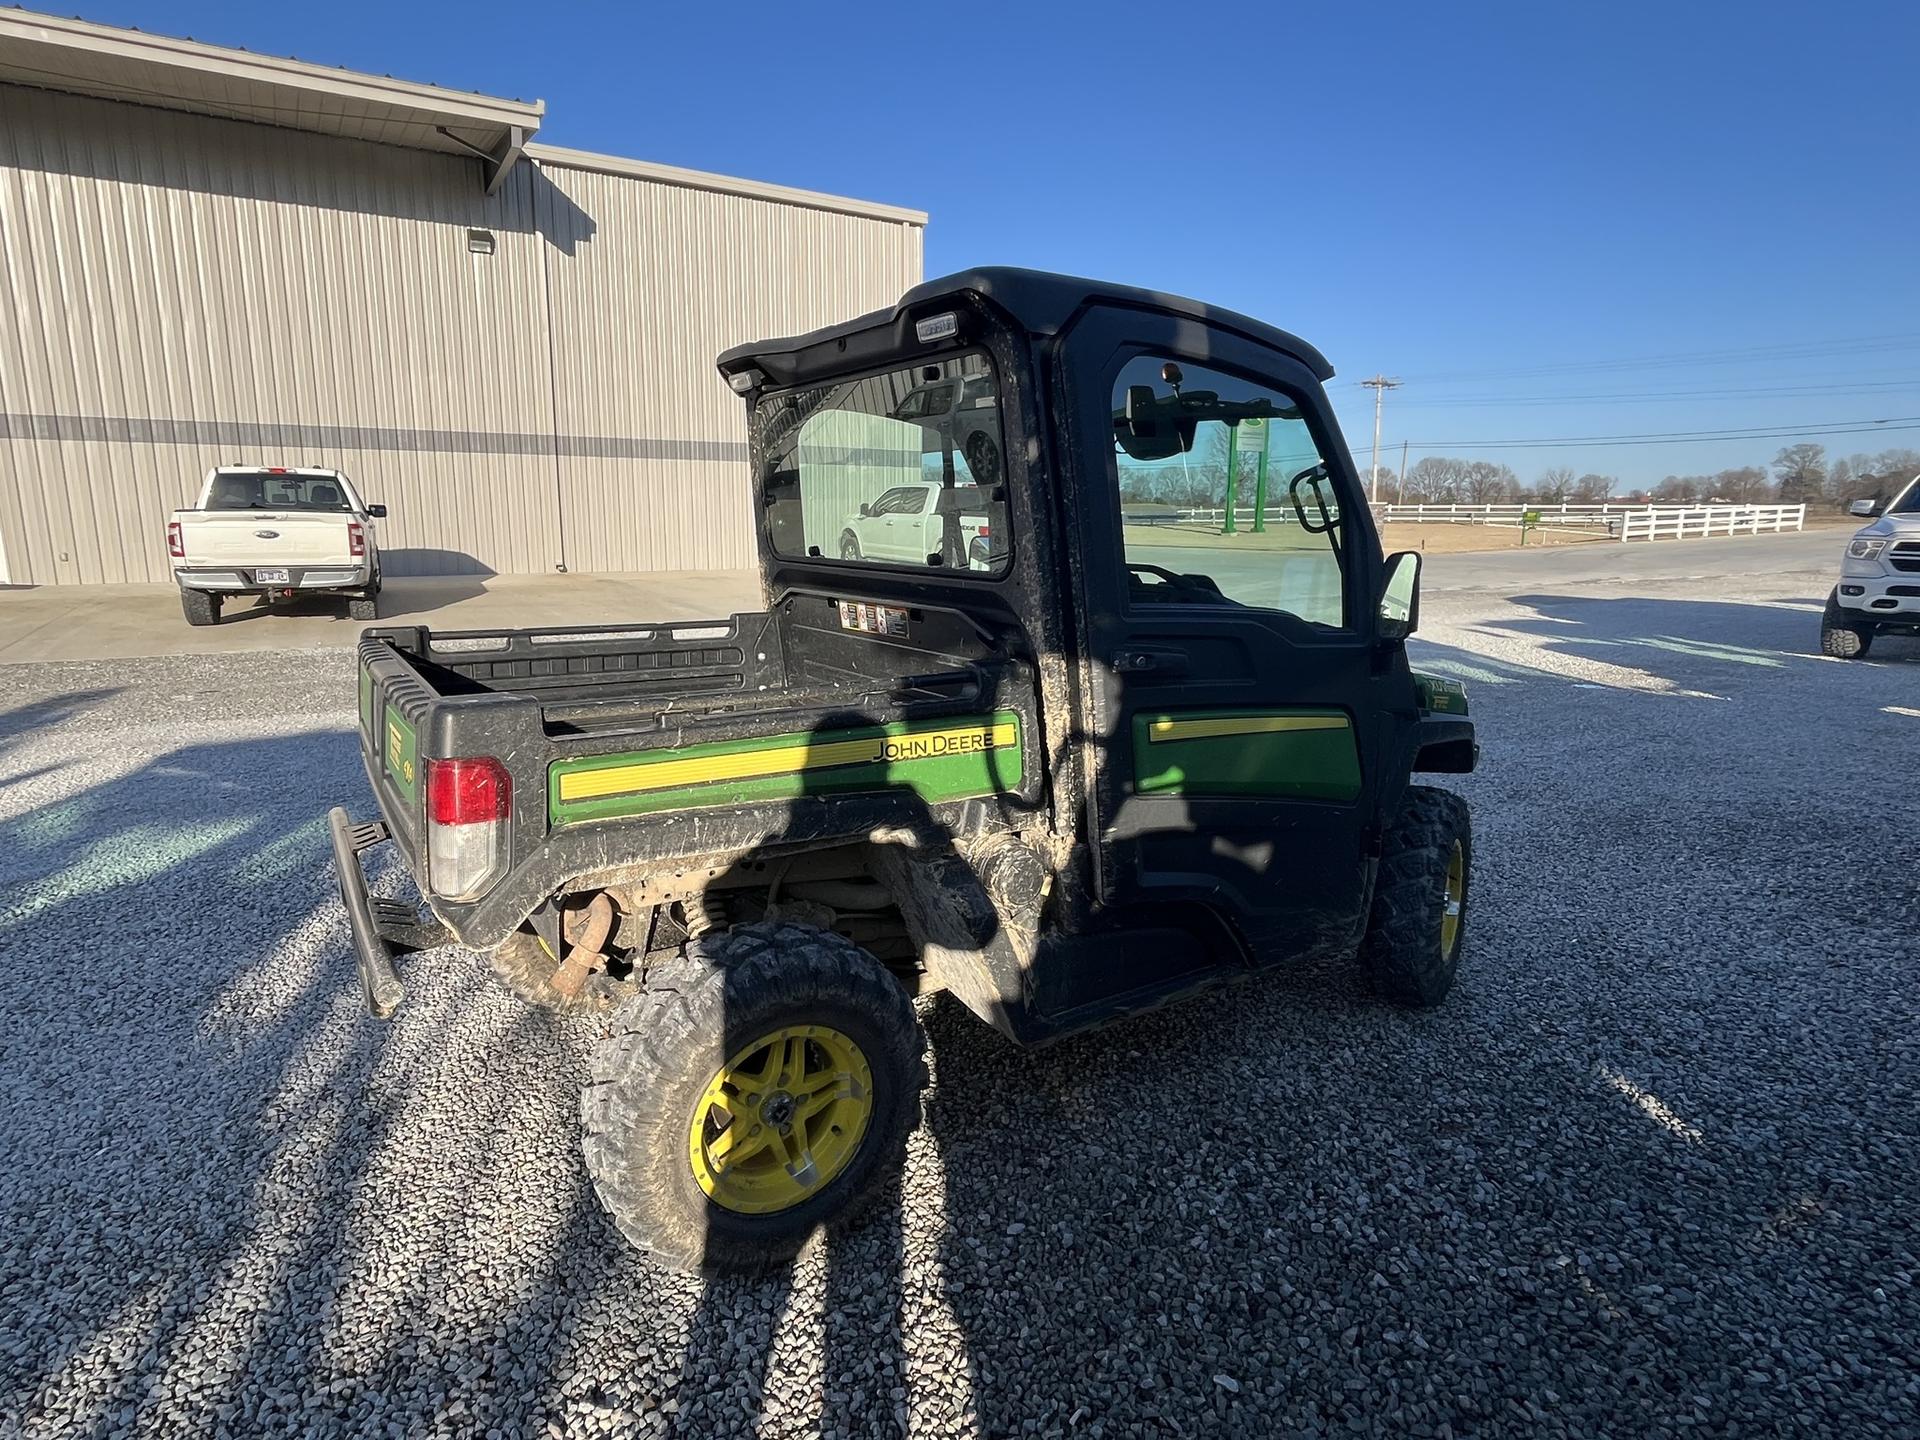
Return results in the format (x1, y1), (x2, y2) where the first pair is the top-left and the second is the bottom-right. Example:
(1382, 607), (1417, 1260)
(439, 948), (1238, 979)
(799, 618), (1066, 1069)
(582, 922), (925, 1273)
(1360, 786), (1471, 1007)
(840, 532), (862, 561)
(180, 589), (222, 627)
(1820, 590), (1873, 659)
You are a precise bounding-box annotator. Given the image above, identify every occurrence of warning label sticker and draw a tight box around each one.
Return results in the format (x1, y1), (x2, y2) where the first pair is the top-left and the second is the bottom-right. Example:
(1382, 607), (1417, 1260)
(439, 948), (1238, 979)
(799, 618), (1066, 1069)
(838, 600), (910, 637)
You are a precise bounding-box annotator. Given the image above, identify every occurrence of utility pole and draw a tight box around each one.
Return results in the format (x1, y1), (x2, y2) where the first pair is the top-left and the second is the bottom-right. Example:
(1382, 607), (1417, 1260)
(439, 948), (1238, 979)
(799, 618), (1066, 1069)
(1399, 439), (1409, 504)
(1360, 375), (1401, 502)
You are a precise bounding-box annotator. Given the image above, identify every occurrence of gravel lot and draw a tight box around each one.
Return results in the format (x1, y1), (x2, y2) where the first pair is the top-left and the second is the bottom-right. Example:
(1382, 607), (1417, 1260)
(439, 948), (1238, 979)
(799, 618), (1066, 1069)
(2, 571), (1917, 1439)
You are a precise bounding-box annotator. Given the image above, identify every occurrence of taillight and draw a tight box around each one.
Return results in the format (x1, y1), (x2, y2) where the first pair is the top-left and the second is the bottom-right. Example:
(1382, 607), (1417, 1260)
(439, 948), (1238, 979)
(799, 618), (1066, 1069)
(167, 521), (184, 558)
(975, 524), (991, 538)
(424, 756), (510, 900)
(348, 521), (365, 558)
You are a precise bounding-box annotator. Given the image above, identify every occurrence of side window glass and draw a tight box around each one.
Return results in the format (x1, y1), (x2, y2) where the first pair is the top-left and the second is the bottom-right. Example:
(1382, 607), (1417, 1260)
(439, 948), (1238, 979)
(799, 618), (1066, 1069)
(1110, 355), (1348, 628)
(898, 488), (928, 515)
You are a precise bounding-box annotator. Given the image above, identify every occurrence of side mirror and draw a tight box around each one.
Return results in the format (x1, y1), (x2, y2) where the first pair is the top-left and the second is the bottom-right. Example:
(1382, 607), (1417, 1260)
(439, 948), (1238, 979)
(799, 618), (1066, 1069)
(858, 502), (874, 517)
(1849, 498), (1880, 518)
(1378, 550), (1421, 642)
(366, 503), (388, 518)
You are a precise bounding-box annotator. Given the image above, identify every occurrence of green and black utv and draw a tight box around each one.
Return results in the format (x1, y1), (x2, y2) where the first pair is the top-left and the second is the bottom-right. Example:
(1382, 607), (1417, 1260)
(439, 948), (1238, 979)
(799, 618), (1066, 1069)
(329, 268), (1478, 1272)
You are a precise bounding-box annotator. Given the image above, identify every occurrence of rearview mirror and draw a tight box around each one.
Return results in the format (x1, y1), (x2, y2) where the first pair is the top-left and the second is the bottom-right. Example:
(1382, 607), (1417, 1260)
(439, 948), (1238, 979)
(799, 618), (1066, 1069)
(366, 503), (388, 518)
(1378, 550), (1421, 642)
(1849, 498), (1880, 518)
(1114, 385), (1199, 462)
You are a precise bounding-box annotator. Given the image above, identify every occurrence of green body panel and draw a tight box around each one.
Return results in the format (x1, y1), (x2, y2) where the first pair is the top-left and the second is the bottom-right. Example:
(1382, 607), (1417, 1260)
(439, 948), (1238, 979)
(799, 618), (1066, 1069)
(382, 703), (419, 804)
(549, 711), (1024, 826)
(1412, 673), (1470, 716)
(1132, 709), (1361, 802)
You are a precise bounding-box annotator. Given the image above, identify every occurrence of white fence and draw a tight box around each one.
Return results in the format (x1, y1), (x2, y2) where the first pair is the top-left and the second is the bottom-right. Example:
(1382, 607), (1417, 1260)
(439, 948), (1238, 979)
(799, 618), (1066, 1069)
(1126, 501), (1807, 541)
(1614, 505), (1806, 541)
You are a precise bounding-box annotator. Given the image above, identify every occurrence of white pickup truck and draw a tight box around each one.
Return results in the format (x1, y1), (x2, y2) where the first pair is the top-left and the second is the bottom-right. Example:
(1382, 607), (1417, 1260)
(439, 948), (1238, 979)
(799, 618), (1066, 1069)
(168, 466), (384, 626)
(1822, 474), (1920, 658)
(836, 479), (995, 569)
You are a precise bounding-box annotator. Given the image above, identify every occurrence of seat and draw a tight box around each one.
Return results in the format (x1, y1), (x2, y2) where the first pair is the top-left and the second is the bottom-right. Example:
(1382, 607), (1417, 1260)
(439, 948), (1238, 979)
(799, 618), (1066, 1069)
(309, 483), (342, 507)
(209, 475), (262, 509)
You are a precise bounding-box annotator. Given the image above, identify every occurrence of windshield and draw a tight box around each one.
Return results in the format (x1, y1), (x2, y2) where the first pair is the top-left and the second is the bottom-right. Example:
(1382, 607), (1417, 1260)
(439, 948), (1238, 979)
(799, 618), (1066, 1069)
(206, 473), (352, 512)
(756, 354), (1009, 573)
(1890, 478), (1920, 514)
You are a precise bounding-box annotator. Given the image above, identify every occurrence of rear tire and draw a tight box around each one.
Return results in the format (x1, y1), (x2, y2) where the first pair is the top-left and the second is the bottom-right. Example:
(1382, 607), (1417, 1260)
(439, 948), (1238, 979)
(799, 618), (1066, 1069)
(180, 589), (221, 627)
(347, 595), (378, 621)
(1820, 590), (1873, 658)
(1361, 785), (1471, 1007)
(485, 929), (617, 1015)
(582, 922), (925, 1274)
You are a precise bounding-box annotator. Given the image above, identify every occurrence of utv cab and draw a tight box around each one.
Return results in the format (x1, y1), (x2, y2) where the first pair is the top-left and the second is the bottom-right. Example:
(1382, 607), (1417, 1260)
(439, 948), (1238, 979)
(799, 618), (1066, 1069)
(329, 267), (1478, 1272)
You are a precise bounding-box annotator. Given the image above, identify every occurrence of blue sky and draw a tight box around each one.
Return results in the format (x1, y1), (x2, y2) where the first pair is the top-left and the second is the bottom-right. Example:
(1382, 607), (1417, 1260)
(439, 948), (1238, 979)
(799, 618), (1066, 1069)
(71, 0), (1920, 489)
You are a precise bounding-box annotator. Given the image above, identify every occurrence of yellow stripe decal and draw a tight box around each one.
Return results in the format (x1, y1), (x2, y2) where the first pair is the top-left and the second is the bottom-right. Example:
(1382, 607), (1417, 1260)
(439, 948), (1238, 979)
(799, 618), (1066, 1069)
(557, 720), (1019, 803)
(1147, 715), (1350, 743)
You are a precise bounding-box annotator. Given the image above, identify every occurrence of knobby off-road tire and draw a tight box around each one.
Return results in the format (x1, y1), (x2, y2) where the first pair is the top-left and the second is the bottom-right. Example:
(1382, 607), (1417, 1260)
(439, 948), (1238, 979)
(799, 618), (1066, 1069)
(347, 595), (379, 621)
(582, 922), (925, 1273)
(1361, 785), (1472, 1008)
(1820, 590), (1873, 659)
(180, 589), (221, 626)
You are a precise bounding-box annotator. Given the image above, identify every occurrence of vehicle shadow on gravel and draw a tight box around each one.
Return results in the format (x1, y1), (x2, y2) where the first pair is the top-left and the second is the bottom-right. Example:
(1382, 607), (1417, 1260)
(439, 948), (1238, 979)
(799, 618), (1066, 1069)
(0, 729), (621, 1438)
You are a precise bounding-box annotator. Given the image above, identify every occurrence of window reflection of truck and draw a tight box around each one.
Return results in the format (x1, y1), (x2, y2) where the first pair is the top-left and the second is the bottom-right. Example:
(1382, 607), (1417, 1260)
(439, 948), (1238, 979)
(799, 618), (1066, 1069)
(839, 480), (994, 568)
(892, 373), (1001, 484)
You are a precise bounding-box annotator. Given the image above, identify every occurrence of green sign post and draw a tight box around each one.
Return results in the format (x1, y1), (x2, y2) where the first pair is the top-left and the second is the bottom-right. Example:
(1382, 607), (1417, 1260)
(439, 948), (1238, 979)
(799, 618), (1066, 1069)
(1223, 417), (1272, 536)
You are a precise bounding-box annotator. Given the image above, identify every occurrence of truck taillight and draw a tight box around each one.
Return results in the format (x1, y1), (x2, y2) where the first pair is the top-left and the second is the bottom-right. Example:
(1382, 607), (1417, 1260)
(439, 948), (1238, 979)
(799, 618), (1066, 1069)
(348, 521), (365, 558)
(167, 521), (184, 558)
(424, 756), (510, 900)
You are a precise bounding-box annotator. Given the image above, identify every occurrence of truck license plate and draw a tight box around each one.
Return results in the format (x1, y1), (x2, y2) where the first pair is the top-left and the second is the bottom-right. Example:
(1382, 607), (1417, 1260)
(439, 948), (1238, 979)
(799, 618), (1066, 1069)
(255, 568), (290, 583)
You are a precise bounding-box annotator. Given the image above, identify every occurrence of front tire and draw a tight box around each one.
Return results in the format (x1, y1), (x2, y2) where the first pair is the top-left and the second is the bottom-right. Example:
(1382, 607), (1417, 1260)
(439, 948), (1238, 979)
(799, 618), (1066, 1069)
(1361, 786), (1471, 1007)
(839, 532), (862, 561)
(180, 589), (221, 626)
(582, 922), (924, 1273)
(1820, 590), (1873, 659)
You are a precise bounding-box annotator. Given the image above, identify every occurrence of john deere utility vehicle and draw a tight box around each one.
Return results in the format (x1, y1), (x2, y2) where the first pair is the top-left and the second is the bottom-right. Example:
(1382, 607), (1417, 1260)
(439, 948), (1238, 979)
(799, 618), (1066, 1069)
(329, 268), (1478, 1272)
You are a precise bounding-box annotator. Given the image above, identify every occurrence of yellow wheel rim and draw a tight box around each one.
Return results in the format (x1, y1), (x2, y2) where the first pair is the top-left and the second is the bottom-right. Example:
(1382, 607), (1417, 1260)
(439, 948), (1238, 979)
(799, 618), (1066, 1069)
(1440, 839), (1465, 958)
(688, 1024), (873, 1216)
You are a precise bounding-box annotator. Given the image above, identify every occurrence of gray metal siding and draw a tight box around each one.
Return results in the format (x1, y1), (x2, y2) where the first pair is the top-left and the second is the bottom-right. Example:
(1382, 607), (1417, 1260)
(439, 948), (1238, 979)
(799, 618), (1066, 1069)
(0, 82), (923, 586)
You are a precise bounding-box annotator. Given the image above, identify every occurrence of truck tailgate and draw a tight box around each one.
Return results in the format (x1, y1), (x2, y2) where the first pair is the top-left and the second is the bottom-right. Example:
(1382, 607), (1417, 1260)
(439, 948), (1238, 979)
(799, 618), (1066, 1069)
(356, 635), (434, 861)
(177, 511), (355, 567)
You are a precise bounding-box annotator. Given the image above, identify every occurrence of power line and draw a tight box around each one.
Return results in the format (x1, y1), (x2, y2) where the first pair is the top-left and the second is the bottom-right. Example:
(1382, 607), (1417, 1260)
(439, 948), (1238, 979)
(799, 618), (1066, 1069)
(1391, 332), (1920, 385)
(1403, 415), (1920, 453)
(1389, 377), (1920, 408)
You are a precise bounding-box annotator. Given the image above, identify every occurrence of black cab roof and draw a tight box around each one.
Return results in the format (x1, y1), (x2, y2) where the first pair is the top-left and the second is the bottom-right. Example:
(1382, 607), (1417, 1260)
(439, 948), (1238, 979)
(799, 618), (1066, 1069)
(717, 266), (1334, 389)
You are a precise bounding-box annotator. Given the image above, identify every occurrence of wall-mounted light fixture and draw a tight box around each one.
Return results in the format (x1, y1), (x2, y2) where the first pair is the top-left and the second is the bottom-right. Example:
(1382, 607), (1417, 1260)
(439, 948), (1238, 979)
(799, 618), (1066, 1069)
(467, 229), (496, 256)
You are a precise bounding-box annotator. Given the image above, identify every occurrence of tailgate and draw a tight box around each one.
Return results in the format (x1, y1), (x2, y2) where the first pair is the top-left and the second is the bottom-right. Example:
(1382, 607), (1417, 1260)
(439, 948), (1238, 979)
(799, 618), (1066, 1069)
(356, 635), (433, 859)
(179, 511), (354, 566)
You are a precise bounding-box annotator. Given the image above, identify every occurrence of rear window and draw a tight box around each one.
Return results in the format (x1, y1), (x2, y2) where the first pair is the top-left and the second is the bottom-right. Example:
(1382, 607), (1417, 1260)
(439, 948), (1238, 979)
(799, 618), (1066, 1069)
(207, 474), (351, 512)
(754, 354), (1009, 573)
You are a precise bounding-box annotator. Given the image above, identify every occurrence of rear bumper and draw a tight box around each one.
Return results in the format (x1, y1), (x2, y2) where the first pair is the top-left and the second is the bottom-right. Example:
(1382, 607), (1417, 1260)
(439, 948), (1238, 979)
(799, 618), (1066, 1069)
(178, 563), (373, 592)
(327, 807), (450, 1018)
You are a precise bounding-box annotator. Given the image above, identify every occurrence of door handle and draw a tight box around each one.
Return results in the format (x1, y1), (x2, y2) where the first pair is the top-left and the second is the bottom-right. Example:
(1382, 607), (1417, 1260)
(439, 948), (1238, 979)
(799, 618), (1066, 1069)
(1112, 648), (1189, 677)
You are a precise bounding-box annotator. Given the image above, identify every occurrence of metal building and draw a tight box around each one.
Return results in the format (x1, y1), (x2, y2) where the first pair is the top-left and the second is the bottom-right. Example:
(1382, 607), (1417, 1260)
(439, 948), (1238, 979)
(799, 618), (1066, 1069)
(0, 10), (925, 586)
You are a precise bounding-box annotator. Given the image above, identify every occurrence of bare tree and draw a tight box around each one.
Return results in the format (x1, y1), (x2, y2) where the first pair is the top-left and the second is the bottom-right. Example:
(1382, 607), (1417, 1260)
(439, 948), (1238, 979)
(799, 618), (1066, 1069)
(1405, 456), (1469, 503)
(1463, 460), (1520, 503)
(1571, 473), (1615, 501)
(1712, 466), (1771, 503)
(1653, 475), (1703, 502)
(1771, 443), (1828, 505)
(1534, 466), (1576, 503)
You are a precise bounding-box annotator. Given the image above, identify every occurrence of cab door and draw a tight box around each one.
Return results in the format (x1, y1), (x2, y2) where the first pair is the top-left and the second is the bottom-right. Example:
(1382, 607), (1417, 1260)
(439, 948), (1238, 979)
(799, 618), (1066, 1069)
(1061, 309), (1399, 965)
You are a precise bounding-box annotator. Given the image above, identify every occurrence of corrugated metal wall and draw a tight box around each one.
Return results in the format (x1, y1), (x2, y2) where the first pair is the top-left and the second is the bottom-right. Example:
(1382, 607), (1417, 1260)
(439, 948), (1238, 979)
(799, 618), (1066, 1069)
(0, 82), (923, 586)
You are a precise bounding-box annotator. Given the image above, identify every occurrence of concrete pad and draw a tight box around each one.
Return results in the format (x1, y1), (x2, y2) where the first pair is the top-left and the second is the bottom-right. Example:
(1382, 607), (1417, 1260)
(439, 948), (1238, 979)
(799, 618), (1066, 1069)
(0, 568), (762, 664)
